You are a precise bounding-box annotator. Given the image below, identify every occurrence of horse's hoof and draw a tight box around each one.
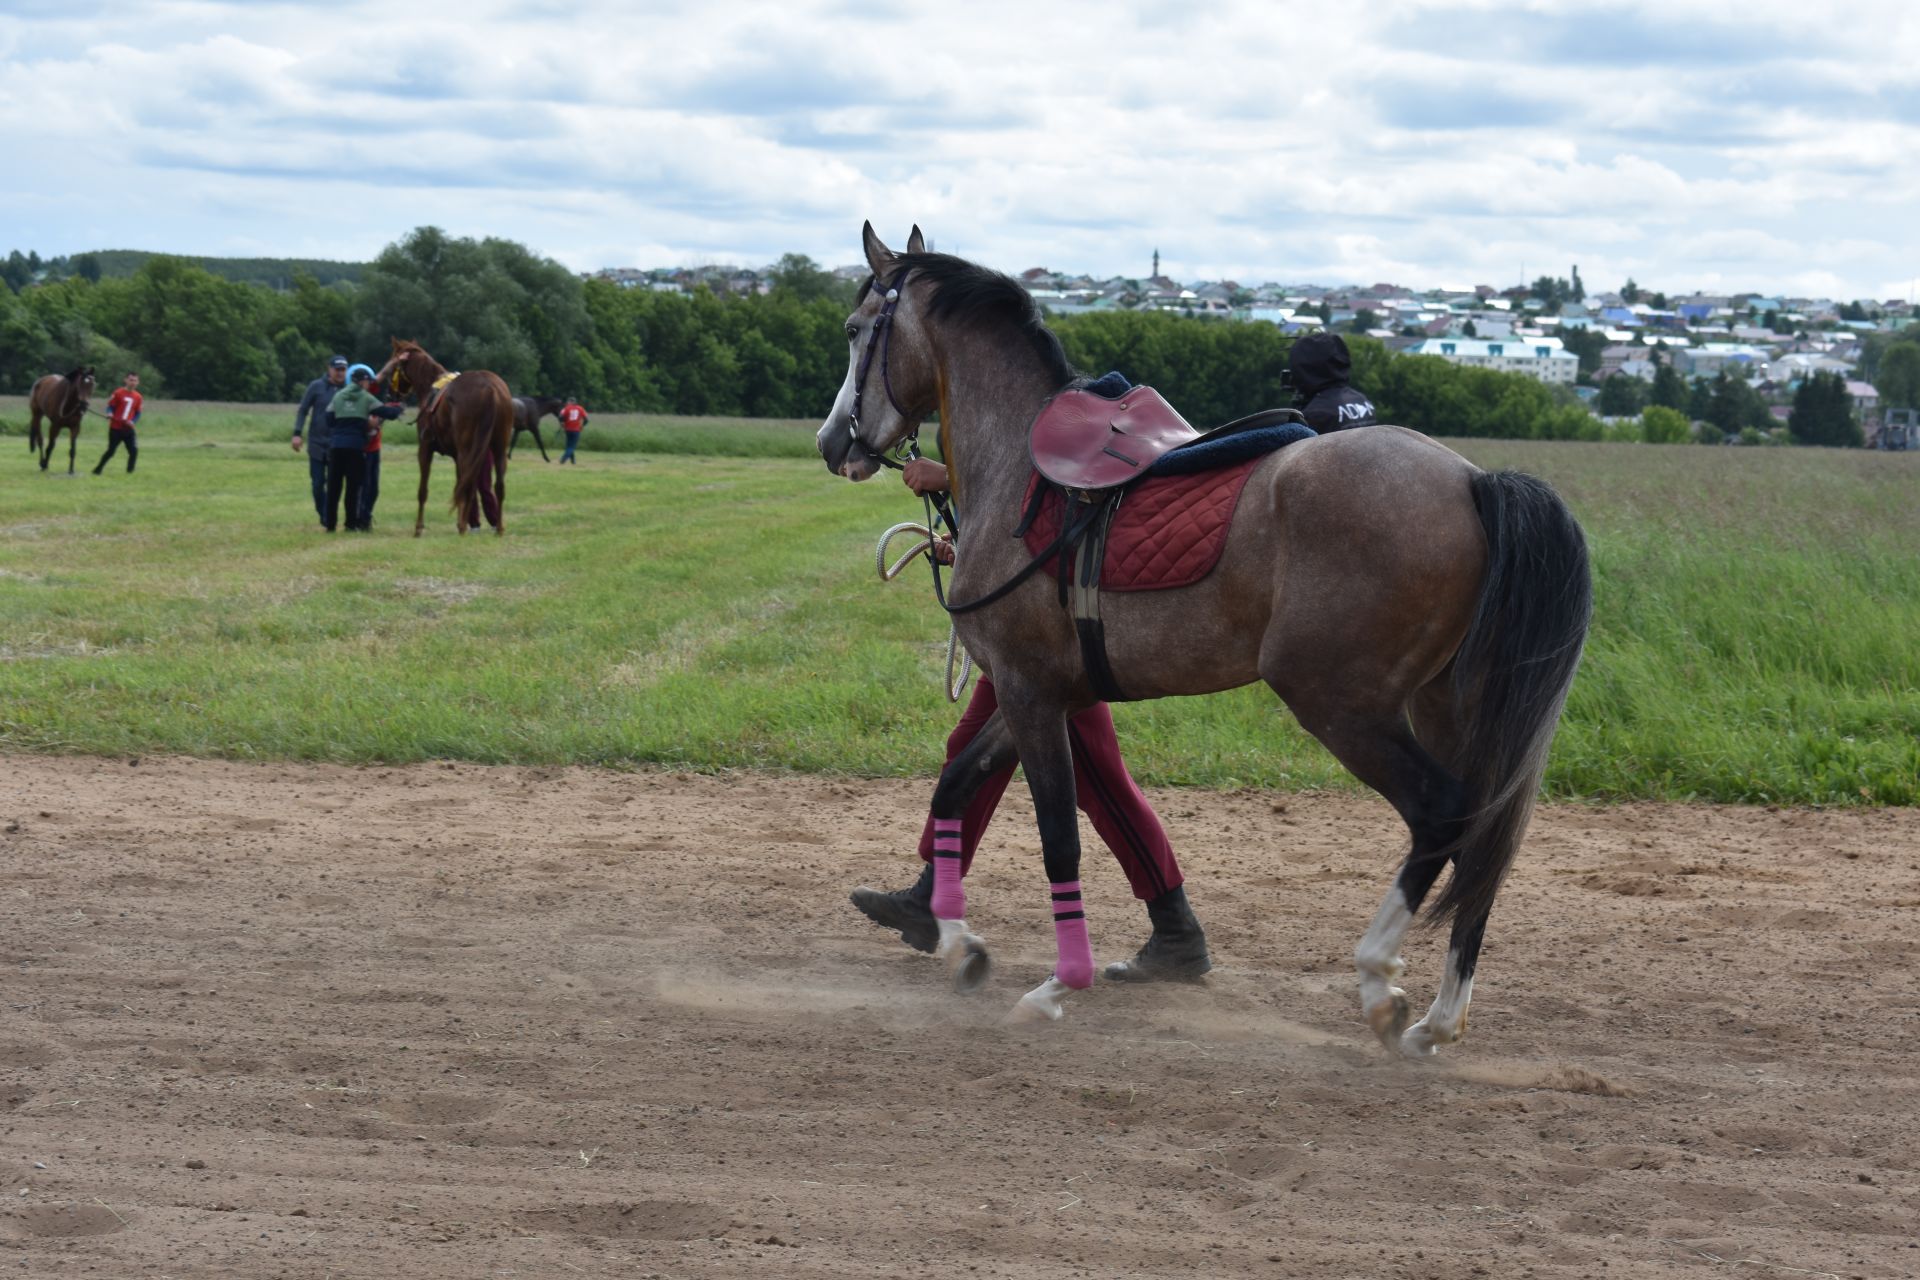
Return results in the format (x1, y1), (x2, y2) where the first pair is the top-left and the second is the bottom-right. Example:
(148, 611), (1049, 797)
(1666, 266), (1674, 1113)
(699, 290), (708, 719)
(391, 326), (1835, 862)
(1005, 994), (1063, 1025)
(1005, 975), (1073, 1024)
(949, 939), (991, 993)
(1365, 989), (1410, 1049)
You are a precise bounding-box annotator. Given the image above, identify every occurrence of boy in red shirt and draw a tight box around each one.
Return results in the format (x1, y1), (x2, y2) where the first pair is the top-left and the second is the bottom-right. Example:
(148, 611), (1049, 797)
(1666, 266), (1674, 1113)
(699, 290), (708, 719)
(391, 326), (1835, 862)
(557, 395), (588, 463)
(92, 372), (143, 475)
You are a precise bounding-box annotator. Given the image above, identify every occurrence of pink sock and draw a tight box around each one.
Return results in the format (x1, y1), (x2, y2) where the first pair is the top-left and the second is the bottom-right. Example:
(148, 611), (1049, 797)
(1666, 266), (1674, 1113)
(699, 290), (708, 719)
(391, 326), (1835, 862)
(930, 818), (965, 919)
(1050, 881), (1093, 988)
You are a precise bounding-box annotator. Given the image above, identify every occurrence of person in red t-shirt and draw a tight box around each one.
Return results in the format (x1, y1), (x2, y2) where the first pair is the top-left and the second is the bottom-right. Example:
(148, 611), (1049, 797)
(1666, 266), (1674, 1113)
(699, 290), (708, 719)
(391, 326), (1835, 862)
(92, 372), (144, 475)
(557, 395), (588, 463)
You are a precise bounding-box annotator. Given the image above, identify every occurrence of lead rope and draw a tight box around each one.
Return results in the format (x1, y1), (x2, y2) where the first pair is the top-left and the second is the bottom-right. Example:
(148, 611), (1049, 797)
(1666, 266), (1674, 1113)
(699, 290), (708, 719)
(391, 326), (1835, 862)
(874, 454), (974, 703)
(875, 520), (973, 703)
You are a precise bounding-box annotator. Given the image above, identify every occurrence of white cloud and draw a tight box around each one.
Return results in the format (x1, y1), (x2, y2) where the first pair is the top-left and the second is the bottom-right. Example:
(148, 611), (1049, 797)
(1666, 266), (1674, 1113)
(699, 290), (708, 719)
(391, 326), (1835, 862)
(0, 0), (1915, 298)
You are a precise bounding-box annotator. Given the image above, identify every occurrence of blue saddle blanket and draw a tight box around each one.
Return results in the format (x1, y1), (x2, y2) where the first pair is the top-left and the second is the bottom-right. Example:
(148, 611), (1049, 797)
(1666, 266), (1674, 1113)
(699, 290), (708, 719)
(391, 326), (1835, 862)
(1148, 422), (1317, 476)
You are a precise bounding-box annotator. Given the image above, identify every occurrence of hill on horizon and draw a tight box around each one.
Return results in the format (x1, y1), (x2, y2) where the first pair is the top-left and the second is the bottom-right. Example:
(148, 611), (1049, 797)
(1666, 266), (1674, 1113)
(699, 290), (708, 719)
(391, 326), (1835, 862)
(84, 249), (367, 289)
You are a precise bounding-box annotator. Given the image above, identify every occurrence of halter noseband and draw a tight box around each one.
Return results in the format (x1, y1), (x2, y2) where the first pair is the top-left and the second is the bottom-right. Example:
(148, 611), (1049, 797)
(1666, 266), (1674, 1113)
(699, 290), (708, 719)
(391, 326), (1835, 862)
(846, 266), (918, 470)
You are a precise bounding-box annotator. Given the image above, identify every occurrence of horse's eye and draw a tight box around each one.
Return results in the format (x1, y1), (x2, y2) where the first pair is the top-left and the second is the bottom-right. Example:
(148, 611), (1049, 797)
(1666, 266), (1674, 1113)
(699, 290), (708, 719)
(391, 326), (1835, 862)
(845, 325), (859, 342)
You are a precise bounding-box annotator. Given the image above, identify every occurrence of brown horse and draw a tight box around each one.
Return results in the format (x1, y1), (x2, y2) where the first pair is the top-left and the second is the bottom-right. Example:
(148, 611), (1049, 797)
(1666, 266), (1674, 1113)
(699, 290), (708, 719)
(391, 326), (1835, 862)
(372, 339), (513, 536)
(817, 224), (1591, 1053)
(30, 367), (96, 474)
(510, 395), (562, 462)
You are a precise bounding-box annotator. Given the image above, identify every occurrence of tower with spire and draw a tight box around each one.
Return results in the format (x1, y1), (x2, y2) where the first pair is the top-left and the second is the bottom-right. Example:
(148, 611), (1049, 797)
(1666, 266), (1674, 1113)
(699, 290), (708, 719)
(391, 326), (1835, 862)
(1152, 248), (1160, 280)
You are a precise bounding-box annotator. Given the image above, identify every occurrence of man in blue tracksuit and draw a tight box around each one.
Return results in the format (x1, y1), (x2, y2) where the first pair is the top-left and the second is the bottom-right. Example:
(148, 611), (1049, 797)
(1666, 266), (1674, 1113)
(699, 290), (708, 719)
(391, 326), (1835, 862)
(294, 355), (348, 528)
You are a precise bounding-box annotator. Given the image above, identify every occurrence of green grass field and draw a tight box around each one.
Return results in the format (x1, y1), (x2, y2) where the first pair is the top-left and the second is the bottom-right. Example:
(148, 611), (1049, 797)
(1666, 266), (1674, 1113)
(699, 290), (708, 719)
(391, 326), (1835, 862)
(3, 398), (1916, 804)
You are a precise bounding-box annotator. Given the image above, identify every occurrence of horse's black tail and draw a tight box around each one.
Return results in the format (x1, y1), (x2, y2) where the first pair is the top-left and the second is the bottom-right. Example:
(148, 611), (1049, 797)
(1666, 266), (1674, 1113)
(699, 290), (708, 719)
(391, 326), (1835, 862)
(1431, 470), (1592, 926)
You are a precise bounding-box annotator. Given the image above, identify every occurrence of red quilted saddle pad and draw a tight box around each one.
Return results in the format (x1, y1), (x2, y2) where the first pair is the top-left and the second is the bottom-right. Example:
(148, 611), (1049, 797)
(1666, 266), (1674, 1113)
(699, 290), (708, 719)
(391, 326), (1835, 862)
(1018, 458), (1264, 592)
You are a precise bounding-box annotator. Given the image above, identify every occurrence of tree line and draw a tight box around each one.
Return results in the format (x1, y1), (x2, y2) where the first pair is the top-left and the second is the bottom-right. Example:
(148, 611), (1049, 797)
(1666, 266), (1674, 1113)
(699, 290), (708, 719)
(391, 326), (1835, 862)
(3, 226), (1906, 446)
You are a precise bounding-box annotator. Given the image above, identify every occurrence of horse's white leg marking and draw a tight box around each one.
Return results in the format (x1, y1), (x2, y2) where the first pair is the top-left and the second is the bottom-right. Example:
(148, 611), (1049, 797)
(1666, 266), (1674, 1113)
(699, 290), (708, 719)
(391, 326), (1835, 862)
(1354, 888), (1413, 1047)
(1402, 948), (1472, 1058)
(1006, 974), (1074, 1024)
(935, 917), (991, 993)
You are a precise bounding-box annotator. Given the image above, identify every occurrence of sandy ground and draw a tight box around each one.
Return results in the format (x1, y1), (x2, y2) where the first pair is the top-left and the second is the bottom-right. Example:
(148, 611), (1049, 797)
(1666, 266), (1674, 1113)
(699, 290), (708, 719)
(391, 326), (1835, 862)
(1, 754), (1917, 1279)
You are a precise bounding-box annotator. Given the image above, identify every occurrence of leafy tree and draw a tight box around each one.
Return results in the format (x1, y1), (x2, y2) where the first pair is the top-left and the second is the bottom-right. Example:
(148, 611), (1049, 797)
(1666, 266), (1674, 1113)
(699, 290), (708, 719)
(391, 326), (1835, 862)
(72, 253), (102, 283)
(1596, 374), (1647, 416)
(1789, 370), (1863, 447)
(1620, 278), (1641, 304)
(1838, 301), (1869, 323)
(1639, 405), (1690, 443)
(1876, 342), (1920, 409)
(1704, 370), (1771, 437)
(1558, 326), (1607, 378)
(766, 253), (848, 305)
(87, 257), (280, 400)
(1, 250), (31, 293)
(1650, 359), (1689, 411)
(0, 286), (51, 391)
(1349, 308), (1379, 334)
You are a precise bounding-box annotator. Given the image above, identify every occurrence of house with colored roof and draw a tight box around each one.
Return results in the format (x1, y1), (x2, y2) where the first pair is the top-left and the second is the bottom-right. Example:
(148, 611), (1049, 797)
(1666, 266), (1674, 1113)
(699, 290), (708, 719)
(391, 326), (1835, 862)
(1407, 337), (1578, 385)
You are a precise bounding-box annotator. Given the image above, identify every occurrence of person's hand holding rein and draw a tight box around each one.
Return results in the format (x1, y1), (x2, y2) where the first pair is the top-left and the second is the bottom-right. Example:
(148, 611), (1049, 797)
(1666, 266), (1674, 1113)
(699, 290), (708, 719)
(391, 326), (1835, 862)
(902, 457), (949, 496)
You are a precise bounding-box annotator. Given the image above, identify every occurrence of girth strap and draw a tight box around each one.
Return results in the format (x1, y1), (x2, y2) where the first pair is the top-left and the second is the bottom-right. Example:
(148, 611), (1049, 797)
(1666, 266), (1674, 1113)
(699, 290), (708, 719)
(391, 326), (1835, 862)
(1070, 492), (1128, 702)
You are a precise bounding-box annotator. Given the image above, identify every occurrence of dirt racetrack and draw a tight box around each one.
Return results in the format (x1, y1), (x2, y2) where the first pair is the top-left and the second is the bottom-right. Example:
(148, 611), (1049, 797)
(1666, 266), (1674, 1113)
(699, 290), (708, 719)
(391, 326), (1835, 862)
(3, 754), (1917, 1279)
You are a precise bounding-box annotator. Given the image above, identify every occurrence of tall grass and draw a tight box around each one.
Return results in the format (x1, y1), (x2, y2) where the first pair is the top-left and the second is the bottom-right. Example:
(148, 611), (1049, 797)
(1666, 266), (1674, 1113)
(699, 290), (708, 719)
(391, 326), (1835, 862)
(2, 400), (1914, 803)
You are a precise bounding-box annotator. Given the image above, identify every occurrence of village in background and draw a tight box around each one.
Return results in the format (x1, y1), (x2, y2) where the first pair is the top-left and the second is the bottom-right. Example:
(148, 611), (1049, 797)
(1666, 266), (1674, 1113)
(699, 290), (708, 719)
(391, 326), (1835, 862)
(591, 254), (1919, 451)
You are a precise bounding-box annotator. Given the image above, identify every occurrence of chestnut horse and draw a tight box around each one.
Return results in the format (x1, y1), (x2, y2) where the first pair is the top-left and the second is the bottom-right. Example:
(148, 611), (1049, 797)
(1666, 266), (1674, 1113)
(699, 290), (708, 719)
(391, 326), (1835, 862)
(817, 224), (1591, 1053)
(30, 367), (96, 474)
(372, 339), (513, 536)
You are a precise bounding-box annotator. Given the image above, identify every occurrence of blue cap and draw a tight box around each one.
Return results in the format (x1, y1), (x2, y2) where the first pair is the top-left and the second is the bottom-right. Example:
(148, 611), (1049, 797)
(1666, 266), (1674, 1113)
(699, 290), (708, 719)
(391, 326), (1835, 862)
(329, 355), (349, 368)
(346, 363), (375, 382)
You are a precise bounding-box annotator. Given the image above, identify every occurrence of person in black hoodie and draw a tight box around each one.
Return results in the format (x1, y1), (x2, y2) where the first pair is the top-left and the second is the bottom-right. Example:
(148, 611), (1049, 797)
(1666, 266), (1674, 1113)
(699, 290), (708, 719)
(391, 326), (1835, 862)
(1288, 332), (1378, 432)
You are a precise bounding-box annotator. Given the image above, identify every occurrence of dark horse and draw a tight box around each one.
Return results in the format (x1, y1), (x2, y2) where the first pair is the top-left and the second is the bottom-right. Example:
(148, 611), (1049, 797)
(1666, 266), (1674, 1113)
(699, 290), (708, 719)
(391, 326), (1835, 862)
(817, 224), (1591, 1053)
(510, 395), (562, 462)
(30, 367), (96, 474)
(372, 339), (513, 536)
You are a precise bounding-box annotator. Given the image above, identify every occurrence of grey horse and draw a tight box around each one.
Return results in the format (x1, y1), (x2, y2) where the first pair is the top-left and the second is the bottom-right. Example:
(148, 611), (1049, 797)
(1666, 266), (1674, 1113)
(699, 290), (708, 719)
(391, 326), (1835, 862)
(816, 225), (1591, 1053)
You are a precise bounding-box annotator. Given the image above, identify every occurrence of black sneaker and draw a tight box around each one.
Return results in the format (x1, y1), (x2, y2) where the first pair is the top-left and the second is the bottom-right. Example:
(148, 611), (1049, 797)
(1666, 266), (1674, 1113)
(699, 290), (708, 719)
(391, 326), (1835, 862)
(850, 864), (938, 954)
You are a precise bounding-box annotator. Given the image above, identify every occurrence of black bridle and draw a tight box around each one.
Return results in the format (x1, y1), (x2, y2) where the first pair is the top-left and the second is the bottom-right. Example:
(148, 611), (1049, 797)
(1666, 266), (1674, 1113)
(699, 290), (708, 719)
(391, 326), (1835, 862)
(846, 267), (918, 471)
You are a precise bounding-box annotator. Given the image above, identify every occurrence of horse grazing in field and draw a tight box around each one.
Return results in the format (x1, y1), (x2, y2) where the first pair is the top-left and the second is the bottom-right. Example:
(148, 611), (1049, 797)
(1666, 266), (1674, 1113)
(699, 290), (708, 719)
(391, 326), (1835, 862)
(816, 224), (1592, 1054)
(510, 395), (562, 462)
(30, 367), (95, 474)
(373, 339), (513, 536)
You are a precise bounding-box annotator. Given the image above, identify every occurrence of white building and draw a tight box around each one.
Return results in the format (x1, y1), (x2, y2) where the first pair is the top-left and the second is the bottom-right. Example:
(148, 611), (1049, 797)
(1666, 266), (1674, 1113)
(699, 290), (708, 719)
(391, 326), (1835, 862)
(1406, 337), (1578, 385)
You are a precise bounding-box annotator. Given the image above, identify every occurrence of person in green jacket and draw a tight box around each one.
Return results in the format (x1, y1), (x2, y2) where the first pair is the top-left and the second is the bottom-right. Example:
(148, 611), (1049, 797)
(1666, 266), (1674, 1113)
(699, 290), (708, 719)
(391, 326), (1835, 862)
(323, 365), (406, 532)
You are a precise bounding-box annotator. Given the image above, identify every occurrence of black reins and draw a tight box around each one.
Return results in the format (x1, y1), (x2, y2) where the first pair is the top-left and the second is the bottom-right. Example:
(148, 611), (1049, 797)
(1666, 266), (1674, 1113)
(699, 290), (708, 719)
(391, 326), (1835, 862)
(849, 267), (1086, 617)
(846, 267), (918, 472)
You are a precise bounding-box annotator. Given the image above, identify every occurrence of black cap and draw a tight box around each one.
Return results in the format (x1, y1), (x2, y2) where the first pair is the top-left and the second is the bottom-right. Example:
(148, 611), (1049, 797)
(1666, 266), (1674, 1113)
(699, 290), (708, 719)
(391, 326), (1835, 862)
(329, 355), (349, 369)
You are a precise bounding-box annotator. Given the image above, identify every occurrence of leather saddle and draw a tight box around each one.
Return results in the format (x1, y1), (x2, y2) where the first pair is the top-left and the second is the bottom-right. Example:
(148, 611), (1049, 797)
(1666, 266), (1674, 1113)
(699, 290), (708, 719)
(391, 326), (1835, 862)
(1013, 384), (1309, 704)
(1029, 385), (1305, 491)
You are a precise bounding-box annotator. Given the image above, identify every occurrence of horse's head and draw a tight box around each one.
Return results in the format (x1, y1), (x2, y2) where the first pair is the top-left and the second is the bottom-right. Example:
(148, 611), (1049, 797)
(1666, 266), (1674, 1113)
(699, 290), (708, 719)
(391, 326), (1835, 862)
(66, 366), (96, 401)
(817, 221), (937, 481)
(375, 338), (426, 398)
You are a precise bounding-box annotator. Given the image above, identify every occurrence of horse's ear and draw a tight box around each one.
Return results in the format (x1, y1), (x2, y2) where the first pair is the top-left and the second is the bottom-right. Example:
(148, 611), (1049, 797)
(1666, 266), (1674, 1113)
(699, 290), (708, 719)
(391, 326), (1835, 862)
(906, 225), (926, 255)
(862, 220), (894, 280)
(390, 336), (403, 352)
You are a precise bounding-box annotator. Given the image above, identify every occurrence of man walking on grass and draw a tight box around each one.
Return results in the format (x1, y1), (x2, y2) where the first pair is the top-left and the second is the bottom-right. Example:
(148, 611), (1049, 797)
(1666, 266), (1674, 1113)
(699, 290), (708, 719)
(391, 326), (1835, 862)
(92, 372), (143, 475)
(294, 355), (348, 527)
(557, 394), (588, 463)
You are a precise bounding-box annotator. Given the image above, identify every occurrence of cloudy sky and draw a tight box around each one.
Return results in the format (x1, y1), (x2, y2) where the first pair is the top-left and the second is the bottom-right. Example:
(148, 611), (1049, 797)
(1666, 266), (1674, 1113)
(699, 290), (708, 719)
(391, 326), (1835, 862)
(4, 0), (1917, 299)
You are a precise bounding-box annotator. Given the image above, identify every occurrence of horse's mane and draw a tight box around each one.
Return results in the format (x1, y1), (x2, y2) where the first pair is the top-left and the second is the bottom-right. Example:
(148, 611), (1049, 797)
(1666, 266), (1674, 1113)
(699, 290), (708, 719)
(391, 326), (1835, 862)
(890, 253), (1075, 387)
(64, 366), (88, 382)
